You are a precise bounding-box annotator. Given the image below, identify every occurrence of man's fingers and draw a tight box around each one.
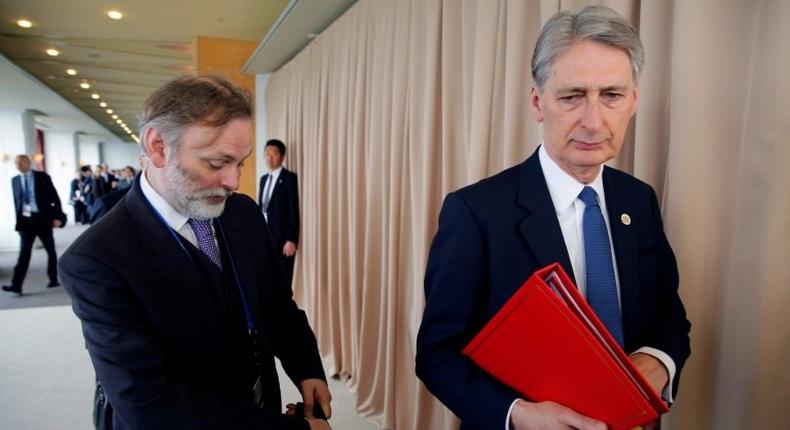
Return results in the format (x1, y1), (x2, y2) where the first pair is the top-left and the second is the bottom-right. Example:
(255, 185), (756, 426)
(562, 409), (606, 430)
(319, 396), (332, 419)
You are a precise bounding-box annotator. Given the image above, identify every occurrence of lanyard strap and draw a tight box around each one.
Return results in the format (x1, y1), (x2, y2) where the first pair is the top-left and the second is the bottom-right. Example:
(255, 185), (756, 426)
(139, 188), (258, 333)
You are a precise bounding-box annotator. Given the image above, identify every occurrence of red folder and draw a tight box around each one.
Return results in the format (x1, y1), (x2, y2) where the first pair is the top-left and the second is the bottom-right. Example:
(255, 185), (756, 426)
(462, 263), (668, 430)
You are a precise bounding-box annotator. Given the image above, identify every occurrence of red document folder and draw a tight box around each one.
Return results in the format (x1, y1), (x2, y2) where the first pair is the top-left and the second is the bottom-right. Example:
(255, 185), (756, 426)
(462, 263), (668, 430)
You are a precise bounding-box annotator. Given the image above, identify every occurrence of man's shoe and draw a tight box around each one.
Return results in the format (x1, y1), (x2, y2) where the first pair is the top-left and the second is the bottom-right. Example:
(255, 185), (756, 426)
(47, 281), (61, 288)
(1, 285), (22, 294)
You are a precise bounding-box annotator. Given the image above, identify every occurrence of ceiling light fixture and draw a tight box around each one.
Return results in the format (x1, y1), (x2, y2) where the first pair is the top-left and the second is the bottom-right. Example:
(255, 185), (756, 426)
(66, 68), (77, 76)
(46, 49), (60, 56)
(116, 119), (122, 124)
(112, 114), (118, 119)
(99, 102), (107, 107)
(17, 20), (33, 29)
(80, 82), (90, 89)
(106, 109), (114, 114)
(91, 93), (100, 99)
(107, 10), (123, 20)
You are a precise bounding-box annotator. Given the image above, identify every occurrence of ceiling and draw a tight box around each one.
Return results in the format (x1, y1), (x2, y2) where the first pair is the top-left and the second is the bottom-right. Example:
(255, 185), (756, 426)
(244, 0), (358, 74)
(0, 0), (290, 143)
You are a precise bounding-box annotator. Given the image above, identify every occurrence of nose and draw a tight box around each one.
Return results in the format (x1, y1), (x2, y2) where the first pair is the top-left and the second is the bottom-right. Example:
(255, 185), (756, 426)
(219, 166), (241, 191)
(579, 97), (603, 131)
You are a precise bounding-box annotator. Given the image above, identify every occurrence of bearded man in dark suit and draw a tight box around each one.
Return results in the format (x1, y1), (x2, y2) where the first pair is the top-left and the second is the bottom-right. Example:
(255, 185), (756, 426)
(60, 76), (333, 430)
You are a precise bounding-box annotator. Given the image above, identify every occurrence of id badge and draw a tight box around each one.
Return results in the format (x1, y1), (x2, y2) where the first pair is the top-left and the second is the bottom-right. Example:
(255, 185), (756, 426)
(22, 204), (32, 217)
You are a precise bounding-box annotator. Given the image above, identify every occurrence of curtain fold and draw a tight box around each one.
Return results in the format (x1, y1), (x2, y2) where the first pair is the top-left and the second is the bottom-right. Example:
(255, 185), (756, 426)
(265, 0), (789, 428)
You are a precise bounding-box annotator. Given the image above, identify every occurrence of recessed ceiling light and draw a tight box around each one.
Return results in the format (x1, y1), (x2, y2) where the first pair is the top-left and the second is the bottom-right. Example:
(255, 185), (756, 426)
(17, 20), (33, 29)
(80, 82), (90, 89)
(66, 68), (77, 76)
(99, 102), (108, 107)
(116, 119), (122, 124)
(112, 114), (118, 119)
(107, 10), (123, 20)
(91, 93), (100, 99)
(107, 109), (114, 114)
(46, 49), (59, 56)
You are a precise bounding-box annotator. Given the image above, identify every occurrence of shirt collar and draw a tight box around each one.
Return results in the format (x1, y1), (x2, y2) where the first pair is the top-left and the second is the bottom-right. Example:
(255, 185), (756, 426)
(268, 166), (283, 177)
(538, 145), (605, 215)
(140, 170), (190, 232)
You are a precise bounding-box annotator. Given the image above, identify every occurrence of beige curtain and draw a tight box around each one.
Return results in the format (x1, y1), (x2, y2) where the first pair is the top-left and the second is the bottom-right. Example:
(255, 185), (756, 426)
(264, 0), (790, 428)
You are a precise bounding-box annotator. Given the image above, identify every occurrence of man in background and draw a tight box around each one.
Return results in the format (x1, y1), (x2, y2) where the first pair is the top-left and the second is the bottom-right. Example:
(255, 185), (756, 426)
(258, 139), (301, 287)
(416, 6), (691, 430)
(2, 154), (65, 294)
(61, 76), (331, 430)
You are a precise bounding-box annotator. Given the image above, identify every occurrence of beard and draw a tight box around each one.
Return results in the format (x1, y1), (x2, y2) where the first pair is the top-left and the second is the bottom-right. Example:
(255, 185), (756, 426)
(161, 158), (232, 220)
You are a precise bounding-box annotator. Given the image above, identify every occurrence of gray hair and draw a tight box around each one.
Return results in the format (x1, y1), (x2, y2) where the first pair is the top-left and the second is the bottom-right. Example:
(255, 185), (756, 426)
(139, 75), (252, 155)
(531, 5), (644, 91)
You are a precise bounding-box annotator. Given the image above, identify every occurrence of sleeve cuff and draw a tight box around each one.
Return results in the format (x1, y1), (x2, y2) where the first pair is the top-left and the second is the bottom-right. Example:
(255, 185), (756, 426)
(634, 346), (676, 403)
(505, 398), (519, 430)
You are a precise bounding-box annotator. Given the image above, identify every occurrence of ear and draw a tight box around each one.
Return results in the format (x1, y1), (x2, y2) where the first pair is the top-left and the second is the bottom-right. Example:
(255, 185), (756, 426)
(630, 85), (640, 118)
(143, 127), (167, 168)
(530, 86), (544, 123)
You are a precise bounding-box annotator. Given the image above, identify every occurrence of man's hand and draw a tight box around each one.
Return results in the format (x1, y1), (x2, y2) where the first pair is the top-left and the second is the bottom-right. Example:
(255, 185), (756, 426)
(510, 399), (606, 430)
(283, 241), (297, 257)
(299, 378), (332, 419)
(630, 353), (669, 394)
(52, 219), (62, 228)
(306, 418), (332, 430)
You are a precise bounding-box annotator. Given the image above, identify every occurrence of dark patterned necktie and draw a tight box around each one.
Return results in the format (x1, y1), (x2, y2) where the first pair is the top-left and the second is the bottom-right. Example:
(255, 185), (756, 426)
(187, 218), (223, 270)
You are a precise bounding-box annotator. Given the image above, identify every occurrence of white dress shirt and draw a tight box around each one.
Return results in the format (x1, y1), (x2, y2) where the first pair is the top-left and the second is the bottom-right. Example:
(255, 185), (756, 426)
(504, 146), (676, 429)
(19, 171), (39, 213)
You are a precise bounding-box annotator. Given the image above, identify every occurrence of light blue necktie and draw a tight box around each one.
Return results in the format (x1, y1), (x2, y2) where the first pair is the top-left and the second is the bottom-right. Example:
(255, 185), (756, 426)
(579, 186), (624, 347)
(187, 219), (223, 270)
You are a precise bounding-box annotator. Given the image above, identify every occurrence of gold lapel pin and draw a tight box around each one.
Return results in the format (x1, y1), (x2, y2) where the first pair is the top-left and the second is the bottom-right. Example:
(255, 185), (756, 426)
(621, 213), (631, 226)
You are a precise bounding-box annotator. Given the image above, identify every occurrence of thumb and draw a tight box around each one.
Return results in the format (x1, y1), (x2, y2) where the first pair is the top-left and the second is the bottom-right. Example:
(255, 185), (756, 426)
(303, 386), (315, 419)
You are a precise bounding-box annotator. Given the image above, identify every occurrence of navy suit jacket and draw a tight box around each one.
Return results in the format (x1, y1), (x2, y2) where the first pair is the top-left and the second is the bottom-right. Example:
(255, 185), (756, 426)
(258, 168), (300, 248)
(416, 149), (691, 429)
(60, 179), (324, 430)
(12, 170), (65, 231)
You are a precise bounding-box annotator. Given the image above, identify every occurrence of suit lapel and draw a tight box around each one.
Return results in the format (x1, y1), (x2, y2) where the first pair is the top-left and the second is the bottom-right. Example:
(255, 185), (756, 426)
(12, 176), (21, 213)
(602, 167), (639, 344)
(516, 151), (577, 284)
(125, 180), (219, 322)
(216, 208), (268, 338)
(272, 168), (292, 204)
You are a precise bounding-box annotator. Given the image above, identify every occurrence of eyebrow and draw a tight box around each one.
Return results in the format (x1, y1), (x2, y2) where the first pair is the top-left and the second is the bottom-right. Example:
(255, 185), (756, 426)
(555, 85), (629, 94)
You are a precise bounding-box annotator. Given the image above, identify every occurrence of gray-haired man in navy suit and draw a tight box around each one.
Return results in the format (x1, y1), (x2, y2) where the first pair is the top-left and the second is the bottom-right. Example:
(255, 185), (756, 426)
(416, 6), (690, 430)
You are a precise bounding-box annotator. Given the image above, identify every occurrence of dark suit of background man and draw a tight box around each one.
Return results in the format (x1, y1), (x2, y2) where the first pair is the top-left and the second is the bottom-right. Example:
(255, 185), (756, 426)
(416, 6), (691, 430)
(258, 139), (300, 287)
(60, 76), (332, 430)
(2, 154), (65, 294)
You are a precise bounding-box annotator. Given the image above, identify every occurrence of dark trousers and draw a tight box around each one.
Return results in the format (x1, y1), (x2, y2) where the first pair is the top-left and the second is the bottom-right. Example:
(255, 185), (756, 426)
(282, 254), (295, 289)
(73, 202), (88, 224)
(12, 215), (58, 289)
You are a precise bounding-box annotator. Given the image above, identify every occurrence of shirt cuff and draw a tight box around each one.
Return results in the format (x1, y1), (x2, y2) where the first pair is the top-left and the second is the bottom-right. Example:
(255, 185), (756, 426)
(505, 398), (519, 430)
(633, 346), (676, 403)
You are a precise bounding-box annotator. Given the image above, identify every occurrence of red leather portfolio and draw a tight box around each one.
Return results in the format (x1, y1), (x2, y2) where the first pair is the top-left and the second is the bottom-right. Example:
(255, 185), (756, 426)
(462, 263), (668, 430)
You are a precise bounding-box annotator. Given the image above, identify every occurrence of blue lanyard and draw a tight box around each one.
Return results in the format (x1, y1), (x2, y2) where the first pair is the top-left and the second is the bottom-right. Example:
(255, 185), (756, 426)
(140, 189), (257, 333)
